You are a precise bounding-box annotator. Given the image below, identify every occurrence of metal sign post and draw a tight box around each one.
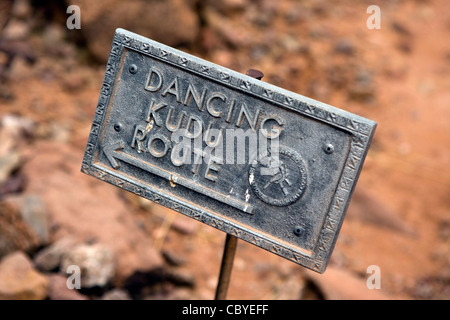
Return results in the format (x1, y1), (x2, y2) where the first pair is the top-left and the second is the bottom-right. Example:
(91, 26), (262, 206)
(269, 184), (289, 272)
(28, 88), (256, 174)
(215, 233), (238, 300)
(82, 29), (376, 290)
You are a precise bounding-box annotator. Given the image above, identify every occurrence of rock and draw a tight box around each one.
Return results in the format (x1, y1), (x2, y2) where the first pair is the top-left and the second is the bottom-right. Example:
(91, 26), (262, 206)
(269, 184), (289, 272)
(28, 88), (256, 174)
(412, 276), (450, 300)
(280, 35), (303, 53)
(245, 0), (277, 27)
(203, 7), (250, 48)
(303, 267), (391, 300)
(171, 215), (198, 235)
(0, 39), (36, 69)
(124, 267), (195, 298)
(284, 4), (311, 24)
(0, 2), (12, 32)
(42, 23), (71, 58)
(140, 200), (198, 235)
(47, 122), (72, 143)
(348, 68), (376, 102)
(47, 274), (88, 300)
(0, 251), (48, 300)
(0, 114), (34, 184)
(60, 244), (115, 288)
(206, 0), (247, 14)
(162, 249), (186, 267)
(61, 69), (88, 92)
(397, 40), (413, 54)
(34, 236), (78, 272)
(10, 195), (49, 244)
(347, 187), (416, 236)
(11, 0), (31, 20)
(334, 38), (355, 55)
(101, 288), (131, 300)
(391, 21), (412, 36)
(438, 218), (450, 241)
(165, 268), (196, 288)
(164, 287), (194, 300)
(74, 0), (200, 63)
(1, 20), (29, 41)
(0, 151), (21, 184)
(1, 194), (49, 242)
(0, 172), (25, 198)
(275, 278), (305, 300)
(0, 195), (48, 258)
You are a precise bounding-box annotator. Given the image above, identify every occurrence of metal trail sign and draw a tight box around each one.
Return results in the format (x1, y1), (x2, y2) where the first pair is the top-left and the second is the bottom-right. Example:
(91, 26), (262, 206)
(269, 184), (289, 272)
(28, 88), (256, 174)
(81, 29), (376, 273)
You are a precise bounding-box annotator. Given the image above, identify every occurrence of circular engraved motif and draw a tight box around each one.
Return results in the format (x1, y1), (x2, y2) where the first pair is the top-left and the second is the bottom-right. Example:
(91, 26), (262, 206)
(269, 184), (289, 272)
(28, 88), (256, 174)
(249, 146), (307, 207)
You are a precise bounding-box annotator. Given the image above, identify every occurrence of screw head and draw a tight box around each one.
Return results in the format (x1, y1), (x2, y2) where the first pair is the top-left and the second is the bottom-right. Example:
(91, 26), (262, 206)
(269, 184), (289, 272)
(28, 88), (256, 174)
(294, 226), (302, 236)
(114, 123), (122, 132)
(129, 64), (138, 74)
(324, 143), (334, 154)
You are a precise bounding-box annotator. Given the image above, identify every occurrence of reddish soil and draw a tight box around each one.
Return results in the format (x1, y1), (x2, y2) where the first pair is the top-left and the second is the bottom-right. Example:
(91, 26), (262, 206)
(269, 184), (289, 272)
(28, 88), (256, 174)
(0, 0), (449, 299)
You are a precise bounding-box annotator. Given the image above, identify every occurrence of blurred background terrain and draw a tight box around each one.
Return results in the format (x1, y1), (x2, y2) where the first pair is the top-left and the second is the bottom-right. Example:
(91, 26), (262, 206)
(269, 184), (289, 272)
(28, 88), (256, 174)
(0, 0), (449, 300)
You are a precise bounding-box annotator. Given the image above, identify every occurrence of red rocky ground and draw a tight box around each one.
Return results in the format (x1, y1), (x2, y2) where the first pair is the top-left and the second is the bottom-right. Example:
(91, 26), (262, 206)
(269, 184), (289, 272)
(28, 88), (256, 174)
(0, 0), (448, 300)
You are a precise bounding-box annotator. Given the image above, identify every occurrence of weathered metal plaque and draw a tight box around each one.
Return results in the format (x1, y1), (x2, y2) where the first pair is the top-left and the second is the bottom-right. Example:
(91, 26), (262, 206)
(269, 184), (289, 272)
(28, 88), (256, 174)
(82, 29), (376, 273)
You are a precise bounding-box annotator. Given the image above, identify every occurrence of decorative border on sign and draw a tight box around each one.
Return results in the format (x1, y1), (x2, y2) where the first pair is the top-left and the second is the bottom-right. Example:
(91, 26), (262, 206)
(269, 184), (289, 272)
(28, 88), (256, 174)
(81, 29), (376, 273)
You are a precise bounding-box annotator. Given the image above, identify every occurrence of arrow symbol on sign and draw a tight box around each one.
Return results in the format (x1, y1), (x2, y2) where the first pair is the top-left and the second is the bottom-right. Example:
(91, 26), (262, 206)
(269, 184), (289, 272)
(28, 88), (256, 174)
(103, 141), (124, 169)
(102, 141), (254, 214)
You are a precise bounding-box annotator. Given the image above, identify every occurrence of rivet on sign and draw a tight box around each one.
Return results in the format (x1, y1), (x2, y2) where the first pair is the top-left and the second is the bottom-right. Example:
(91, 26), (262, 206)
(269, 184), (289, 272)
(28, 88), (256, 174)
(324, 143), (334, 154)
(294, 226), (302, 236)
(114, 123), (122, 132)
(129, 64), (138, 74)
